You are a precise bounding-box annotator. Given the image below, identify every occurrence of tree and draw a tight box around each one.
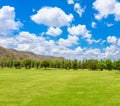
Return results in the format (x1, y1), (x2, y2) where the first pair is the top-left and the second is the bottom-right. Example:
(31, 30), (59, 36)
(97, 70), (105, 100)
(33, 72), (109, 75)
(23, 60), (31, 69)
(106, 59), (113, 70)
(0, 58), (5, 68)
(114, 59), (120, 70)
(72, 59), (78, 70)
(81, 60), (87, 69)
(60, 60), (65, 69)
(87, 60), (98, 70)
(98, 61), (105, 71)
(52, 59), (61, 68)
(64, 60), (71, 70)
(41, 60), (50, 68)
(35, 61), (41, 69)
(14, 61), (21, 69)
(6, 58), (13, 68)
(77, 61), (82, 69)
(31, 60), (36, 68)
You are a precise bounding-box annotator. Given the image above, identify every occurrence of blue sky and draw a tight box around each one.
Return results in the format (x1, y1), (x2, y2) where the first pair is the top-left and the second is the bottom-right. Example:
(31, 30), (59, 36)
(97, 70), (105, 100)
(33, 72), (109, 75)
(0, 0), (120, 60)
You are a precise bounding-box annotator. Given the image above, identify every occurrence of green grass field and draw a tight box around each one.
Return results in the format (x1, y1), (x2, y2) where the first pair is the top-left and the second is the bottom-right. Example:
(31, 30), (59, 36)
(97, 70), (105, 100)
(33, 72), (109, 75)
(0, 68), (120, 106)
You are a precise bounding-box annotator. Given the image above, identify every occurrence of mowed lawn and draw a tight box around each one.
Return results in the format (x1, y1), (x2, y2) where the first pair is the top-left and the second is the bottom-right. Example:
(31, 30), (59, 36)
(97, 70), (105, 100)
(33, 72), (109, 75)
(0, 69), (120, 106)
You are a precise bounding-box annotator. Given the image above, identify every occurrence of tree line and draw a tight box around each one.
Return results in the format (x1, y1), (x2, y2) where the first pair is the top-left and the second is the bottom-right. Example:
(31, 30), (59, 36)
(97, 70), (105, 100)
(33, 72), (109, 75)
(0, 58), (120, 70)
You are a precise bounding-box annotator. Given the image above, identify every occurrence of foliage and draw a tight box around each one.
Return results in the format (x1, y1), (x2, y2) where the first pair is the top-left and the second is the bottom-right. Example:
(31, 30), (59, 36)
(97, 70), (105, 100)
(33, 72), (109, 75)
(97, 61), (105, 71)
(72, 59), (78, 70)
(87, 59), (98, 70)
(113, 59), (120, 70)
(14, 61), (21, 69)
(23, 60), (32, 69)
(0, 57), (120, 70)
(106, 59), (113, 70)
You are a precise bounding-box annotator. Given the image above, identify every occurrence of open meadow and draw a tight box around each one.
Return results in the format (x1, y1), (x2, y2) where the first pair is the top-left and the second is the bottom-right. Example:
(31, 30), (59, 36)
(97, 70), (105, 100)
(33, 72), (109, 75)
(0, 68), (120, 106)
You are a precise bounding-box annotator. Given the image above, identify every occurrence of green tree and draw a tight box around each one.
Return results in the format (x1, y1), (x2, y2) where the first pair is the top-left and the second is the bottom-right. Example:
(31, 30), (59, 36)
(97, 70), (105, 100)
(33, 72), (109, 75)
(98, 61), (105, 71)
(77, 61), (82, 69)
(14, 61), (21, 69)
(53, 59), (61, 68)
(0, 58), (5, 68)
(35, 61), (41, 69)
(6, 58), (13, 68)
(81, 60), (87, 69)
(114, 60), (120, 70)
(106, 59), (113, 70)
(23, 60), (31, 69)
(41, 60), (50, 68)
(87, 60), (98, 70)
(64, 60), (71, 70)
(72, 59), (78, 70)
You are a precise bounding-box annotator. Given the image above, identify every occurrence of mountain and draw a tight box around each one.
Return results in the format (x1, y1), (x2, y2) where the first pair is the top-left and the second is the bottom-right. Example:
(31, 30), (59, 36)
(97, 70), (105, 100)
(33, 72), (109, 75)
(0, 46), (64, 60)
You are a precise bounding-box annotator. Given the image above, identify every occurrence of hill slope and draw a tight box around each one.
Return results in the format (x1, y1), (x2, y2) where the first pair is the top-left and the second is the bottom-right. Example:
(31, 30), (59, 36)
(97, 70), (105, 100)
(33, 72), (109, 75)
(0, 46), (63, 60)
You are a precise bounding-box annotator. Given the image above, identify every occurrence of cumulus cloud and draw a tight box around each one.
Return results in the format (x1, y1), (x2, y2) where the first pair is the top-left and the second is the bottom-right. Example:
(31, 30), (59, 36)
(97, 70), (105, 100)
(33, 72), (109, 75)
(0, 37), (18, 48)
(0, 6), (21, 36)
(118, 38), (120, 46)
(0, 31), (120, 60)
(114, 2), (120, 21)
(106, 23), (114, 27)
(46, 27), (62, 36)
(82, 45), (120, 60)
(68, 24), (92, 39)
(107, 36), (117, 44)
(16, 32), (38, 44)
(0, 4), (119, 61)
(74, 3), (85, 17)
(31, 7), (74, 27)
(87, 39), (101, 44)
(84, 48), (101, 59)
(67, 0), (74, 4)
(16, 32), (46, 53)
(93, 0), (120, 21)
(67, 24), (101, 44)
(103, 45), (120, 60)
(91, 22), (97, 28)
(0, 31), (67, 56)
(58, 35), (79, 47)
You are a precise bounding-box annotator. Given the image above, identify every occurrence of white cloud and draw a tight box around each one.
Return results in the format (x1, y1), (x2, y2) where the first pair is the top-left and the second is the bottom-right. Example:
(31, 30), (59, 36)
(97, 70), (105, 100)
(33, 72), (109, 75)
(103, 45), (120, 60)
(0, 5), (119, 61)
(101, 40), (106, 44)
(91, 22), (97, 28)
(118, 38), (120, 46)
(82, 45), (120, 60)
(87, 39), (101, 44)
(84, 48), (101, 59)
(74, 3), (85, 17)
(68, 24), (92, 39)
(31, 7), (74, 27)
(0, 31), (47, 54)
(107, 36), (117, 44)
(46, 27), (62, 36)
(106, 23), (114, 27)
(67, 0), (74, 4)
(114, 2), (120, 21)
(14, 31), (57, 55)
(58, 35), (79, 47)
(32, 8), (36, 12)
(0, 31), (120, 60)
(0, 37), (18, 48)
(16, 32), (38, 43)
(0, 6), (21, 36)
(67, 24), (101, 44)
(93, 0), (120, 21)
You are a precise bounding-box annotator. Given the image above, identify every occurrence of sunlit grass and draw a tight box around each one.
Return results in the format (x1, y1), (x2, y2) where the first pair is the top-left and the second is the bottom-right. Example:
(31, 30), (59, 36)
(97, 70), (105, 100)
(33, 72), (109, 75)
(0, 68), (120, 106)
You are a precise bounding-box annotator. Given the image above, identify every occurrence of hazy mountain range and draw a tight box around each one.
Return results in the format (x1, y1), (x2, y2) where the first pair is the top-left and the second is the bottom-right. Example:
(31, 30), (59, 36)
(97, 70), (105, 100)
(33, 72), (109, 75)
(0, 46), (64, 60)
